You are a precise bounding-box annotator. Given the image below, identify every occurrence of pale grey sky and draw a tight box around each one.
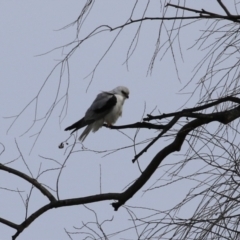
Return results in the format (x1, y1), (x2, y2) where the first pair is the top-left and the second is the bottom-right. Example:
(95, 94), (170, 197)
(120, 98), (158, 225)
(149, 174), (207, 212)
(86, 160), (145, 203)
(0, 1), (232, 239)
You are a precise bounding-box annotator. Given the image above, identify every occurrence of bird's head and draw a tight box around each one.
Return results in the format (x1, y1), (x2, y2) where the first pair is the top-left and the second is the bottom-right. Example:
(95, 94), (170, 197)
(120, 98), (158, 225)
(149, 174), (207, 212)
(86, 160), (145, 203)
(113, 86), (130, 99)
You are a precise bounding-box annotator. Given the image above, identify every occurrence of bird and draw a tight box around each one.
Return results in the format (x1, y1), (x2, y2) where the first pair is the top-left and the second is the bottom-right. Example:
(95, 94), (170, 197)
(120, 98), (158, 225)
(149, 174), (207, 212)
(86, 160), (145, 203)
(65, 86), (129, 142)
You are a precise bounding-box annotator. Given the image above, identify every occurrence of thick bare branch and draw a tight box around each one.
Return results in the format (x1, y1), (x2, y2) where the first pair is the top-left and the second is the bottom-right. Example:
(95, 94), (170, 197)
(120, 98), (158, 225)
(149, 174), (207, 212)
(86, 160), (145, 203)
(167, 3), (240, 22)
(144, 96), (240, 121)
(0, 164), (56, 202)
(105, 122), (164, 130)
(12, 193), (121, 239)
(0, 218), (18, 230)
(217, 0), (231, 16)
(112, 104), (240, 210)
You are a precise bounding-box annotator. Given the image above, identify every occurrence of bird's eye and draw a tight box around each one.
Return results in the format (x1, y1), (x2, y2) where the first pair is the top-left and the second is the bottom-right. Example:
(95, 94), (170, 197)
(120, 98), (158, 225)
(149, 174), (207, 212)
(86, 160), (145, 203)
(121, 90), (129, 98)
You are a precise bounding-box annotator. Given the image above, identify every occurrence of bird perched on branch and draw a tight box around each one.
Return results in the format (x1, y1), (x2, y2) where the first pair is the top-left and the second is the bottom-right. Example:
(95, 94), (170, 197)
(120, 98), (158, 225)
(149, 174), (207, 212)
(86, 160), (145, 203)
(65, 86), (129, 142)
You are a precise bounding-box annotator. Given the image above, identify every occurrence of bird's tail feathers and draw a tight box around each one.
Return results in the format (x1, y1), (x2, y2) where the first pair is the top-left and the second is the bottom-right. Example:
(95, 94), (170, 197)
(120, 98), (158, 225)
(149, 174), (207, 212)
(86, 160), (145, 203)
(79, 119), (104, 142)
(79, 124), (93, 142)
(65, 117), (90, 134)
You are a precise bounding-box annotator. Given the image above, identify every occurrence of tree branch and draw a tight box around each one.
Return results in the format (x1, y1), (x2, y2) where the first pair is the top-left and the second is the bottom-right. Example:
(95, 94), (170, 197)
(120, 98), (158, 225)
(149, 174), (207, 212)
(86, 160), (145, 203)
(0, 164), (56, 202)
(104, 122), (164, 130)
(12, 193), (121, 239)
(0, 218), (19, 230)
(217, 0), (231, 16)
(144, 96), (240, 121)
(167, 2), (240, 22)
(112, 105), (240, 210)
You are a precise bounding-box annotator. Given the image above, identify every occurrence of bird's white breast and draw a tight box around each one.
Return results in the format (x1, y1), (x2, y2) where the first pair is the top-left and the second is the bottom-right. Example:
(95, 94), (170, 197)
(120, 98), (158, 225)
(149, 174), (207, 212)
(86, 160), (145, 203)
(104, 94), (125, 125)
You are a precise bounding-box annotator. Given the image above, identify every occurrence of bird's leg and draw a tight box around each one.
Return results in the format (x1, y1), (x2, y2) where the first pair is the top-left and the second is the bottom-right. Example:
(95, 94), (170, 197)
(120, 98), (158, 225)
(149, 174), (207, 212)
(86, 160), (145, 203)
(105, 121), (113, 127)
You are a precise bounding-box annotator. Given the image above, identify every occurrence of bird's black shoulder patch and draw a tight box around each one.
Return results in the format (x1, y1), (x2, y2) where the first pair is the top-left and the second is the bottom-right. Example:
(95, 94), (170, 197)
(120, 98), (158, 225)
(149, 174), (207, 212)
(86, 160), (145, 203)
(94, 95), (117, 113)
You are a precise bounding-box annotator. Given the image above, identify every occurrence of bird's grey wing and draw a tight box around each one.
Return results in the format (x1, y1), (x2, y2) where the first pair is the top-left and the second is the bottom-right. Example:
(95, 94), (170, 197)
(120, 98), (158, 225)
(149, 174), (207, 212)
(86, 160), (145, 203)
(85, 92), (117, 120)
(65, 92), (116, 135)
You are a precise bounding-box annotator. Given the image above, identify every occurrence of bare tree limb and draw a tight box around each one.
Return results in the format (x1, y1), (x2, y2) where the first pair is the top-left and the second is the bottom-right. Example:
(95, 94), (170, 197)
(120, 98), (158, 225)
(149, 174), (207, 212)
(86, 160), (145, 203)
(217, 0), (232, 16)
(144, 96), (240, 121)
(105, 122), (164, 130)
(0, 164), (56, 202)
(12, 193), (121, 239)
(0, 218), (19, 230)
(112, 104), (240, 210)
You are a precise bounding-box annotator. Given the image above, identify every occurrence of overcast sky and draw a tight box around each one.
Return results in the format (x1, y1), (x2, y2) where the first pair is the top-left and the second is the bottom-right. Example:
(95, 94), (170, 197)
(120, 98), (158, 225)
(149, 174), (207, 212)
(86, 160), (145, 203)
(0, 1), (233, 239)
